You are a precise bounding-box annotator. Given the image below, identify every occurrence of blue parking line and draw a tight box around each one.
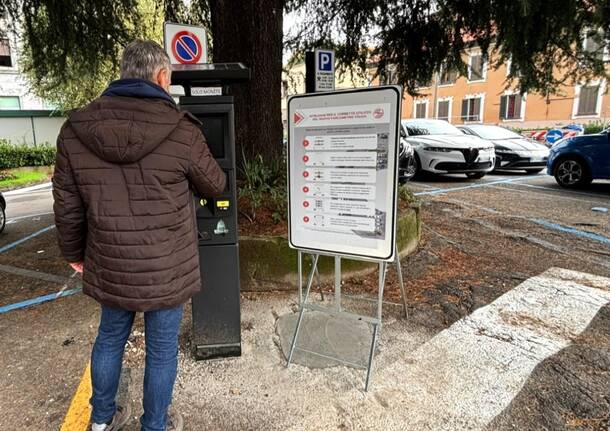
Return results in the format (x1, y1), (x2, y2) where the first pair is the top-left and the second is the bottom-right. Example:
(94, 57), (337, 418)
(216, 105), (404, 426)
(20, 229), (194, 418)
(413, 176), (541, 196)
(0, 224), (55, 253)
(0, 287), (81, 314)
(531, 219), (610, 245)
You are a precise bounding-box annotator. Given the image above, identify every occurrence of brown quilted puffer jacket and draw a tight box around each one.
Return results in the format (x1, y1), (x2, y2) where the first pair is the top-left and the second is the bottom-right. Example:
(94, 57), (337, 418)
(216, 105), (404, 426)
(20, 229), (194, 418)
(52, 95), (226, 311)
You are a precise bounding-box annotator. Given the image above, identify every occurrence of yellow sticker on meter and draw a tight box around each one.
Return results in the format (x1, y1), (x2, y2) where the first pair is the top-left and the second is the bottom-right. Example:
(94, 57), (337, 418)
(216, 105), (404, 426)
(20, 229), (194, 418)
(216, 200), (230, 209)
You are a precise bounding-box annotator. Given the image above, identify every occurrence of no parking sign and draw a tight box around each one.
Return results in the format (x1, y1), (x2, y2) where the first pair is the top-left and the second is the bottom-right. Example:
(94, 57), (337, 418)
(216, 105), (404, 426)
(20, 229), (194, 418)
(164, 22), (208, 65)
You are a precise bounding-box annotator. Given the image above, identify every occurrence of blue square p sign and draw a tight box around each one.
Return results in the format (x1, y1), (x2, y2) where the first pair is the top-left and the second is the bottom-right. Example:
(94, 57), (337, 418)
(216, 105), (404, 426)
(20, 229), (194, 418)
(314, 48), (335, 91)
(317, 50), (334, 72)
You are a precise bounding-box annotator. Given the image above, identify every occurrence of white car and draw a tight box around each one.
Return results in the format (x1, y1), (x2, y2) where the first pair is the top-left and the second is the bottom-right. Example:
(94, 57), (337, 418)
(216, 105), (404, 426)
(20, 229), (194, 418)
(402, 119), (496, 179)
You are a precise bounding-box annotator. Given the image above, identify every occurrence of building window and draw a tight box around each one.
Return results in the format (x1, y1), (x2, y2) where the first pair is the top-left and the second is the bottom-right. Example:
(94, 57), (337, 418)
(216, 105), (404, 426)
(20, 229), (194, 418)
(577, 85), (600, 116)
(468, 53), (485, 81)
(437, 99), (451, 121)
(499, 94), (524, 120)
(0, 96), (20, 110)
(439, 65), (458, 86)
(461, 96), (483, 122)
(416, 79), (431, 89)
(583, 29), (606, 61)
(0, 39), (11, 67)
(414, 100), (428, 118)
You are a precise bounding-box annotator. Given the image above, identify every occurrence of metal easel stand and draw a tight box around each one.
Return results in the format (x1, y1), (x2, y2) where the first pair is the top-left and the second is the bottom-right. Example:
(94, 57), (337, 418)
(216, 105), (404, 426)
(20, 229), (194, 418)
(286, 246), (407, 391)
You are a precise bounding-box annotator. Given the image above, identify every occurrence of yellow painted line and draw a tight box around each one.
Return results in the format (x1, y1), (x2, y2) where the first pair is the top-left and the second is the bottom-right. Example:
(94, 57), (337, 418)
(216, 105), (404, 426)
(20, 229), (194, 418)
(60, 361), (92, 431)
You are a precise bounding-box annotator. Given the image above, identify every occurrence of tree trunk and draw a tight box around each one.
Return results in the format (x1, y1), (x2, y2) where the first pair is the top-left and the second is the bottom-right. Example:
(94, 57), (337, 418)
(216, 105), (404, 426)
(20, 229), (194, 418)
(208, 0), (284, 168)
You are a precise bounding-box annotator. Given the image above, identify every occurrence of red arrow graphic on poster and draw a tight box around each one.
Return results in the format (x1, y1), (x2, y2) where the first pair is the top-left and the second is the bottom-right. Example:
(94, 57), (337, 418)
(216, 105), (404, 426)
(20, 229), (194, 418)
(293, 111), (305, 125)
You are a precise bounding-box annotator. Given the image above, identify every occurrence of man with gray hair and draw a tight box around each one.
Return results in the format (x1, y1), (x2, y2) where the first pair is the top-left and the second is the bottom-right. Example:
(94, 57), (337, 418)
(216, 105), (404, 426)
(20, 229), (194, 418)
(53, 40), (226, 431)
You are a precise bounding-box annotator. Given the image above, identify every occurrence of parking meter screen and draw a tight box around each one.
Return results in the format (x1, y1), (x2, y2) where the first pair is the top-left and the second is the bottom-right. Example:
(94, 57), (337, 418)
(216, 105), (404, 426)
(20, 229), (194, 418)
(198, 115), (225, 159)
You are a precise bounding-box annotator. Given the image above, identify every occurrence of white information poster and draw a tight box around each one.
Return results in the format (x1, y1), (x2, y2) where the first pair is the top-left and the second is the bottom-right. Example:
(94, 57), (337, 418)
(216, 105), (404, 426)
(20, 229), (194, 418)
(288, 86), (401, 261)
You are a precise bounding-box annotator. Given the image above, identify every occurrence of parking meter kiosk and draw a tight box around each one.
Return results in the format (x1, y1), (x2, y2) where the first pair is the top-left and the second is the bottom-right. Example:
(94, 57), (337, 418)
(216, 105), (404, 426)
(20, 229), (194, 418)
(171, 63), (250, 360)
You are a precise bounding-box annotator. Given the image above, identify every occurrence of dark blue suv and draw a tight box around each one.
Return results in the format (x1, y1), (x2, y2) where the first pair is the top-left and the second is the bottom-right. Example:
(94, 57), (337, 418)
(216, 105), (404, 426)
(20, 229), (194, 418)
(547, 128), (610, 187)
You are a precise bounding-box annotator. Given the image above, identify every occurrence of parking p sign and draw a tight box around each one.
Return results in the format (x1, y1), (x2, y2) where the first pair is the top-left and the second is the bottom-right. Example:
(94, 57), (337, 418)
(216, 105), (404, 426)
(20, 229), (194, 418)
(314, 49), (335, 91)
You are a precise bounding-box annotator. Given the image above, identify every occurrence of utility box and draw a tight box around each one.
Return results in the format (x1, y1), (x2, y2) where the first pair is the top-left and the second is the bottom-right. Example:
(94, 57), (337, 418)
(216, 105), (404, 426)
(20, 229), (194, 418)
(171, 63), (250, 359)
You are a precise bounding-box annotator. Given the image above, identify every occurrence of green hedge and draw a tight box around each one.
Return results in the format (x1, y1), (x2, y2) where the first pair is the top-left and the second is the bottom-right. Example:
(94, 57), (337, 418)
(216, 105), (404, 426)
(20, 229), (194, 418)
(584, 121), (609, 135)
(0, 140), (56, 169)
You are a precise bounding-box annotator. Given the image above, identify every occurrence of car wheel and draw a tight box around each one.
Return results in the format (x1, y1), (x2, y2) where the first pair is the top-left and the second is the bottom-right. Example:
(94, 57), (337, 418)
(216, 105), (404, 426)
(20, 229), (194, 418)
(525, 168), (543, 174)
(466, 172), (485, 179)
(412, 153), (425, 179)
(553, 157), (592, 188)
(0, 205), (5, 234)
(403, 155), (417, 181)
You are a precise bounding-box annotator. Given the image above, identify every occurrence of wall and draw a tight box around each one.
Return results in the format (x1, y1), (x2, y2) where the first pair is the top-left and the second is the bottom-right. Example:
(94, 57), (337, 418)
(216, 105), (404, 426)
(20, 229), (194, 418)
(0, 111), (65, 145)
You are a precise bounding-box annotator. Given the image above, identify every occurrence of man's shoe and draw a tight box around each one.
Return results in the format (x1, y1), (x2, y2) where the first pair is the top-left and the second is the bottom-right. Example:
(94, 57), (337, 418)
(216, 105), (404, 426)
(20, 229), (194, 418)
(91, 404), (132, 431)
(166, 408), (184, 431)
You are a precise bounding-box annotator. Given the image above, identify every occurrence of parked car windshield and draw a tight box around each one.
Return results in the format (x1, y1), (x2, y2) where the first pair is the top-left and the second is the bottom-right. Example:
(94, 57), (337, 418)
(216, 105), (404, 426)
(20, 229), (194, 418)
(468, 125), (522, 140)
(402, 120), (462, 136)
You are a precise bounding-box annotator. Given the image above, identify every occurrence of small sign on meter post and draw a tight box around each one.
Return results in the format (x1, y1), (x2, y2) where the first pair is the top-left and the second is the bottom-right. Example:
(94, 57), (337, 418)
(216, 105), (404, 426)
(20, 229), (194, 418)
(164, 22), (208, 65)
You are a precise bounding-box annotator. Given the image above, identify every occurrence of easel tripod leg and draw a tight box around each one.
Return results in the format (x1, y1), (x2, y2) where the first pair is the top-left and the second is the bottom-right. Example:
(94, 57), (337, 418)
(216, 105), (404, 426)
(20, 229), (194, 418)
(395, 245), (408, 318)
(287, 254), (319, 367)
(365, 323), (379, 391)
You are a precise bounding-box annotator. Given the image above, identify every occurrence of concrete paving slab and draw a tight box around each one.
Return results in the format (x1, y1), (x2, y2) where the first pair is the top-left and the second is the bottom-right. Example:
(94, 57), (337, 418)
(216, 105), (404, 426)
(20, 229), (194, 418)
(161, 267), (610, 431)
(276, 310), (373, 369)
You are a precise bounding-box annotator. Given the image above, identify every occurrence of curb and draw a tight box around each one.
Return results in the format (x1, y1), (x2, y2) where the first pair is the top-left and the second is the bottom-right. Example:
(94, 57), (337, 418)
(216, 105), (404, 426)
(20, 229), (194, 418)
(3, 181), (52, 196)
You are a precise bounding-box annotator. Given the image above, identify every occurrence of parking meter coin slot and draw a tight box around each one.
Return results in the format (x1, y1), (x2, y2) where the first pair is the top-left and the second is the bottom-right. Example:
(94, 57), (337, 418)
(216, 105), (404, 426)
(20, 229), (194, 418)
(197, 197), (216, 218)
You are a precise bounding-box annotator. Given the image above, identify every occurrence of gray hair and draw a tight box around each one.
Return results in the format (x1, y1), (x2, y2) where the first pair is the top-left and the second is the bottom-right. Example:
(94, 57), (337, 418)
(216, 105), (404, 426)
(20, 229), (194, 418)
(120, 40), (171, 80)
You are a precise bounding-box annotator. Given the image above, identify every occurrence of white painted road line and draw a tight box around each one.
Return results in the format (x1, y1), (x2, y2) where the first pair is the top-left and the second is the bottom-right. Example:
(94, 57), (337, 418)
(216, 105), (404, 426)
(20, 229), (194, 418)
(489, 183), (610, 206)
(3, 182), (52, 196)
(5, 211), (55, 224)
(375, 268), (610, 430)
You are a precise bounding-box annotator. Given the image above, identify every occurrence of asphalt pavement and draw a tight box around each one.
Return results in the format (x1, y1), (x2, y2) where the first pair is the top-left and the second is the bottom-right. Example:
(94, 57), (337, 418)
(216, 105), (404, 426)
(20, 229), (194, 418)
(1, 172), (609, 430)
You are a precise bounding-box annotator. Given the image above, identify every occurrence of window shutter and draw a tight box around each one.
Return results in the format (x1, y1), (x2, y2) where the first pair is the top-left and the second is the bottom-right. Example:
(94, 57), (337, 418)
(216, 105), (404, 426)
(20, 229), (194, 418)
(461, 99), (468, 120)
(0, 39), (11, 67)
(513, 95), (522, 119)
(577, 89), (586, 115)
(472, 98), (481, 121)
(578, 86), (598, 115)
(470, 55), (483, 80)
(499, 95), (507, 119)
(438, 101), (449, 120)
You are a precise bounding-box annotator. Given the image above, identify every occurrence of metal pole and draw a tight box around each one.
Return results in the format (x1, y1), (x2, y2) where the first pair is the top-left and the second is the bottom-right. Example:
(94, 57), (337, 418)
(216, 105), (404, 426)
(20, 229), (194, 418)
(297, 250), (303, 304)
(335, 256), (341, 311)
(395, 245), (408, 318)
(287, 254), (319, 367)
(377, 262), (387, 322)
(365, 323), (379, 391)
(30, 116), (37, 145)
(313, 255), (324, 301)
(365, 261), (387, 391)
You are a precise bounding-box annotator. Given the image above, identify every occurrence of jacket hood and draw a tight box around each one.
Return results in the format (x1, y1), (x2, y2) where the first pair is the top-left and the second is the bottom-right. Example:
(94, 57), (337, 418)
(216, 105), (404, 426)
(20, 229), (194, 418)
(67, 79), (182, 164)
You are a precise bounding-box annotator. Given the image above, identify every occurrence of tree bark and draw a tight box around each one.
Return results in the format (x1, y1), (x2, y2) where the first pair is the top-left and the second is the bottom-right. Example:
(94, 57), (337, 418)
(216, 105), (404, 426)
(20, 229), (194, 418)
(208, 0), (284, 167)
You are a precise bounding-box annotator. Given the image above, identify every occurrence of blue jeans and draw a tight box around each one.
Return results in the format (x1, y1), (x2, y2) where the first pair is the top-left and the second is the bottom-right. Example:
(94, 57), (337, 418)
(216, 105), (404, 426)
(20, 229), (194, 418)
(90, 304), (183, 431)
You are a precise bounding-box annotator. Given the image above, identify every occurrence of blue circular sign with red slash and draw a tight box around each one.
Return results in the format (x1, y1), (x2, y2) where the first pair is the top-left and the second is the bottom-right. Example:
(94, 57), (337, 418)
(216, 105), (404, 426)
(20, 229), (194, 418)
(171, 31), (202, 64)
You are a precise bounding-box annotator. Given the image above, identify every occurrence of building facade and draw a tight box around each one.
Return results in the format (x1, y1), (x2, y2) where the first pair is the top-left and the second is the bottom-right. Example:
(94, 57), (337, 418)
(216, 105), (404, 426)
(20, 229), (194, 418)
(0, 15), (48, 110)
(0, 14), (64, 145)
(402, 47), (609, 129)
